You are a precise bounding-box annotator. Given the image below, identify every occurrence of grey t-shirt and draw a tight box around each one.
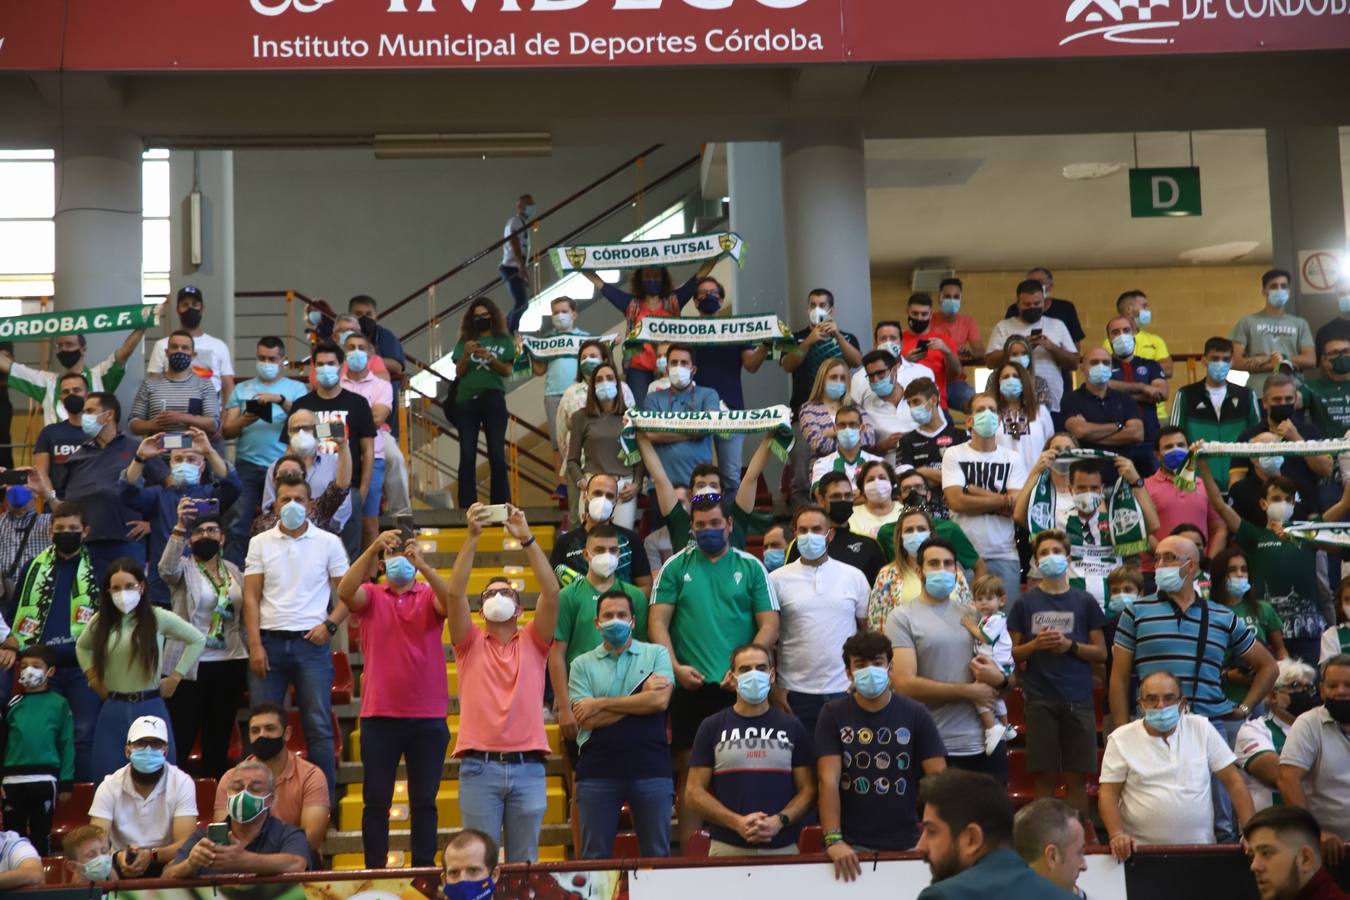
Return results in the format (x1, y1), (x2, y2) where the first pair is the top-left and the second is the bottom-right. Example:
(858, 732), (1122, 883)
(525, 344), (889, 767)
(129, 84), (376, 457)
(885, 599), (982, 756)
(1230, 311), (1314, 394)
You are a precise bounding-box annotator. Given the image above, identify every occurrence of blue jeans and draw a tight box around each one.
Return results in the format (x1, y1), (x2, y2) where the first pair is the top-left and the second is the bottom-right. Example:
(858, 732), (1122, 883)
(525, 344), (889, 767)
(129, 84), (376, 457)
(247, 634), (336, 801)
(1210, 716), (1243, 843)
(458, 756), (547, 863)
(500, 266), (530, 334)
(947, 380), (976, 414)
(227, 459), (269, 568)
(714, 433), (744, 498)
(451, 390), (510, 508)
(362, 457), (387, 518)
(984, 557), (1023, 609)
(92, 695), (176, 783)
(47, 665), (103, 782)
(361, 717), (450, 868)
(575, 776), (673, 860)
(624, 368), (654, 408)
(787, 690), (847, 740)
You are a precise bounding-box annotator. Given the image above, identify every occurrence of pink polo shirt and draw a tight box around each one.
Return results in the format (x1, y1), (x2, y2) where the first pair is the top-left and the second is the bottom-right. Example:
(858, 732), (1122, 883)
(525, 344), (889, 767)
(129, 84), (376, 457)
(340, 371), (394, 457)
(452, 622), (551, 755)
(1142, 469), (1225, 573)
(353, 582), (448, 718)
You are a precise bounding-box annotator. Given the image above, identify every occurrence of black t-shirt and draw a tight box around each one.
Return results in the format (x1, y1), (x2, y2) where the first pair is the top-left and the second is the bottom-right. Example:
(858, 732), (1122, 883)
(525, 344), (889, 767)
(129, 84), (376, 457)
(693, 344), (750, 410)
(285, 389), (378, 480)
(35, 421), (89, 494)
(550, 522), (651, 585)
(786, 528), (884, 584)
(898, 418), (968, 474)
(1003, 296), (1086, 344)
(814, 693), (946, 851)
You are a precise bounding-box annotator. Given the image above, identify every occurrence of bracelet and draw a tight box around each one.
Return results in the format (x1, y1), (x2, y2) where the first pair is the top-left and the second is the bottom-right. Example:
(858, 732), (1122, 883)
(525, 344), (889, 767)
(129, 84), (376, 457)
(823, 832), (843, 848)
(520, 535), (536, 548)
(1068, 640), (1078, 657)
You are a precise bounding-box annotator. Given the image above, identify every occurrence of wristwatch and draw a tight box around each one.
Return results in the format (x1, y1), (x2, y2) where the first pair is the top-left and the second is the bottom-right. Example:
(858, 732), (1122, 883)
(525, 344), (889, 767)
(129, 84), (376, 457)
(324, 620), (338, 635)
(1235, 703), (1251, 718)
(777, 813), (791, 829)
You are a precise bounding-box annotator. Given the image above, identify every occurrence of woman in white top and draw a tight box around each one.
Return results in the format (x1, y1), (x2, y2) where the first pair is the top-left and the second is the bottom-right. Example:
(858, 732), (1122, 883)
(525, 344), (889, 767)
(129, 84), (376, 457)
(554, 340), (634, 479)
(991, 360), (1054, 472)
(849, 460), (902, 539)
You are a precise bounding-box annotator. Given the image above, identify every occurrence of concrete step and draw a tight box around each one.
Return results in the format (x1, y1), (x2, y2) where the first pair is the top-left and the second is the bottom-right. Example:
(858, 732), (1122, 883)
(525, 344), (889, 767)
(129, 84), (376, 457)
(409, 506), (566, 528)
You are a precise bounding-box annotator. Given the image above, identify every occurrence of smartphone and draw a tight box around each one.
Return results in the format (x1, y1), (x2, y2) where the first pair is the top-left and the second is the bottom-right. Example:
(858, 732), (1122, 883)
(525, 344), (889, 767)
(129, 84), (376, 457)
(161, 434), (193, 450)
(316, 421), (346, 441)
(0, 470), (27, 486)
(245, 399), (273, 423)
(481, 504), (509, 525)
(194, 498), (220, 518)
(396, 515), (417, 543)
(207, 822), (229, 845)
(1030, 328), (1043, 338)
(916, 339), (930, 352)
(187, 398), (205, 416)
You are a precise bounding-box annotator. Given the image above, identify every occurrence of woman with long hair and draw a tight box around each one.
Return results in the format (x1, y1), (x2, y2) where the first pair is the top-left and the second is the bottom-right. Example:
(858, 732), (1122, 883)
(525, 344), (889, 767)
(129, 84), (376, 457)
(1211, 545), (1288, 707)
(1000, 334), (1052, 409)
(554, 340), (634, 478)
(849, 460), (901, 539)
(445, 298), (516, 508)
(797, 358), (875, 461)
(990, 359), (1055, 471)
(76, 558), (205, 781)
(867, 506), (972, 631)
(564, 361), (644, 529)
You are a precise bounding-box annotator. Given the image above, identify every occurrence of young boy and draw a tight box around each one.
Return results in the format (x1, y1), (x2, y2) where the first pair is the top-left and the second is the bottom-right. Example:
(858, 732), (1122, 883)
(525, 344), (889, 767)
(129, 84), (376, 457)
(964, 575), (1016, 755)
(1104, 565), (1143, 732)
(63, 825), (115, 884)
(0, 644), (73, 855)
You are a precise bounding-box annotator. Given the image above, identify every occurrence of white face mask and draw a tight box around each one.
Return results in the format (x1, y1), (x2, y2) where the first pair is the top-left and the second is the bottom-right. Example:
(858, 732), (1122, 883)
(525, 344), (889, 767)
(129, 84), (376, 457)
(587, 496), (615, 522)
(111, 589), (142, 614)
(589, 551), (619, 579)
(668, 365), (692, 388)
(481, 591), (517, 623)
(1266, 500), (1294, 524)
(1071, 491), (1102, 515)
(863, 479), (893, 502)
(289, 430), (318, 456)
(552, 312), (574, 330)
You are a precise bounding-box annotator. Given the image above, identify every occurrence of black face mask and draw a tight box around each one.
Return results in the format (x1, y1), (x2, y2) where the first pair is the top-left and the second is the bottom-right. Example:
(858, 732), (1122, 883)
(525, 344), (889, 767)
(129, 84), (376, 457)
(61, 394), (85, 416)
(180, 308), (203, 329)
(359, 316), (378, 339)
(1019, 308), (1044, 325)
(827, 500), (854, 527)
(1325, 697), (1350, 725)
(901, 489), (929, 508)
(908, 318), (930, 335)
(1269, 403), (1296, 425)
(1286, 689), (1319, 717)
(190, 538), (221, 561)
(52, 532), (83, 556)
(250, 735), (285, 761)
(474, 316), (493, 333)
(1333, 356), (1350, 376)
(56, 349), (83, 370)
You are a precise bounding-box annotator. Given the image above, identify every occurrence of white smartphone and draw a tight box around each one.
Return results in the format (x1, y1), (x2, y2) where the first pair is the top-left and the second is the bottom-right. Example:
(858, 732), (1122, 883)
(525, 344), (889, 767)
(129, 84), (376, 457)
(481, 504), (510, 525)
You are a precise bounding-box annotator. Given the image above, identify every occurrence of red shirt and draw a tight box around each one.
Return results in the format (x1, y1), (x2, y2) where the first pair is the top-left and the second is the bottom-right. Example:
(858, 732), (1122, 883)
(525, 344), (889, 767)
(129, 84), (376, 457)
(900, 328), (958, 406)
(933, 312), (982, 382)
(1296, 868), (1350, 900)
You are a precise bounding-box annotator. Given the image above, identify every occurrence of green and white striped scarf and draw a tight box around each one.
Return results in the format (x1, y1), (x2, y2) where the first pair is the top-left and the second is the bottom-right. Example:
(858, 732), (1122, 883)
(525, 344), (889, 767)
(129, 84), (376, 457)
(623, 314), (797, 359)
(1284, 521), (1350, 549)
(618, 406), (794, 466)
(551, 232), (746, 273)
(1176, 438), (1350, 490)
(1027, 448), (1148, 557)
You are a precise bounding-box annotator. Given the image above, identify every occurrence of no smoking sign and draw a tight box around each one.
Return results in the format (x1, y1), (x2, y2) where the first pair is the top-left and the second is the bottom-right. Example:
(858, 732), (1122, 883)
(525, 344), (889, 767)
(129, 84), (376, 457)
(1299, 249), (1345, 295)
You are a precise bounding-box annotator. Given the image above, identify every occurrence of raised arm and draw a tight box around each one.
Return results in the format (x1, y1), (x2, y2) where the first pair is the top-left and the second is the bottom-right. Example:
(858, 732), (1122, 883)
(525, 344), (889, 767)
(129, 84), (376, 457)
(735, 433), (774, 515)
(1013, 450), (1055, 529)
(637, 433), (679, 518)
(505, 505), (560, 638)
(1196, 448), (1242, 534)
(445, 503), (485, 645)
(339, 531), (396, 614)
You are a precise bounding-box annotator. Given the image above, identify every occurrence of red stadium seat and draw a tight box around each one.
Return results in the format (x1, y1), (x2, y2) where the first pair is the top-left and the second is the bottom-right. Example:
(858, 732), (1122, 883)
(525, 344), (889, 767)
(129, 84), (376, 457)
(228, 722), (244, 761)
(41, 857), (71, 885)
(286, 709), (343, 759)
(348, 618), (362, 653)
(613, 833), (640, 857)
(194, 778), (219, 828)
(797, 825), (824, 853)
(49, 782), (95, 846)
(332, 650), (354, 705)
(1008, 749), (1036, 808)
(684, 830), (711, 858)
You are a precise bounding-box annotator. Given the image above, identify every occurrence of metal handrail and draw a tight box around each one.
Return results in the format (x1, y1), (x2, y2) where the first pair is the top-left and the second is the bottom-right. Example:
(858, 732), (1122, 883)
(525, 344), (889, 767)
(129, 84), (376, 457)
(401, 352), (552, 445)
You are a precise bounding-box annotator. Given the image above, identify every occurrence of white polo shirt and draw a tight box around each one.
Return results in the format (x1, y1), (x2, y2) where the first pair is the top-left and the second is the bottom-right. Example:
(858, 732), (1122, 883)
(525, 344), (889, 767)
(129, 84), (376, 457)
(1280, 706), (1350, 837)
(1099, 714), (1235, 846)
(89, 764), (197, 850)
(769, 557), (869, 695)
(244, 522), (349, 631)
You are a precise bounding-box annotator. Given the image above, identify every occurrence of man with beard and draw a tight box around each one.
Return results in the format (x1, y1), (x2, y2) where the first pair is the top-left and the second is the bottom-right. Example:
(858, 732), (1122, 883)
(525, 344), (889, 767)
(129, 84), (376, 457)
(915, 769), (1075, 899)
(1247, 806), (1350, 900)
(783, 471), (884, 584)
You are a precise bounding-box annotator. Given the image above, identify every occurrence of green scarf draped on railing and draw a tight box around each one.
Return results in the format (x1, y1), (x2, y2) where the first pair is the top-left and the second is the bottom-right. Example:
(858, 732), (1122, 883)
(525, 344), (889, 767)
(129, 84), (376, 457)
(1026, 448), (1148, 557)
(618, 406), (794, 466)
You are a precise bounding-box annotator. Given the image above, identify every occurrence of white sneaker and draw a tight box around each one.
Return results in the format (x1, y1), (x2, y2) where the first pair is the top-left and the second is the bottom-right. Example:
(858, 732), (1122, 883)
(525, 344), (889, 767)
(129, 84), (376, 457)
(1003, 725), (1019, 742)
(984, 724), (1006, 756)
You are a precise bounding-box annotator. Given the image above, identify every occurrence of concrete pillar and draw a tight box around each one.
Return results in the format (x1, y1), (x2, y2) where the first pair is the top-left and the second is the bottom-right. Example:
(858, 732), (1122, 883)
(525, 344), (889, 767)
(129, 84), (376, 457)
(1266, 127), (1348, 327)
(54, 128), (146, 400)
(781, 120), (872, 348)
(169, 150), (236, 369)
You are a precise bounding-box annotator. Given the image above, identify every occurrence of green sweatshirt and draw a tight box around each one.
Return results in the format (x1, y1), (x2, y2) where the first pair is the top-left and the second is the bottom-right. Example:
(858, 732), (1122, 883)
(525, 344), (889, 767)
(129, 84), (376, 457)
(75, 606), (206, 694)
(2, 691), (75, 789)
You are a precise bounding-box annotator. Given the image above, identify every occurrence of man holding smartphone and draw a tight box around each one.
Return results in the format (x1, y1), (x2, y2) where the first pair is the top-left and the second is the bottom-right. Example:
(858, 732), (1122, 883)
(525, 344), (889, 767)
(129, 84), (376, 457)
(901, 293), (962, 408)
(987, 281), (1081, 418)
(128, 331), (220, 439)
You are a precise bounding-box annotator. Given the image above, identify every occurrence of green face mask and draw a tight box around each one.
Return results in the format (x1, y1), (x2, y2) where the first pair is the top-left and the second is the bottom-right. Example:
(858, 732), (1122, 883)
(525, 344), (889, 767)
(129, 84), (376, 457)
(227, 789), (271, 824)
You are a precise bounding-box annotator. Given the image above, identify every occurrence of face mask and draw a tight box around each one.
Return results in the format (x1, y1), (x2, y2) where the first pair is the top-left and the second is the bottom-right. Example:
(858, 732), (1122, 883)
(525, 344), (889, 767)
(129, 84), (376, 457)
(1038, 553), (1068, 579)
(654, 356), (668, 373)
(53, 532), (83, 555)
(17, 666), (46, 689)
(697, 293), (721, 315)
(336, 330), (355, 348)
(1012, 353), (1032, 370)
(82, 854), (114, 882)
(279, 500), (308, 530)
(594, 380), (619, 402)
(574, 609), (629, 649)
(1286, 688), (1319, 717)
(642, 278), (664, 296)
(809, 307), (831, 326)
(824, 381), (847, 401)
(827, 500), (854, 526)
(1269, 403), (1295, 425)
(112, 589), (142, 614)
(798, 532), (828, 561)
(1019, 308), (1043, 325)
(190, 538), (221, 562)
(1111, 334), (1136, 358)
(1162, 448), (1189, 472)
(256, 361), (280, 381)
(172, 462), (201, 486)
(474, 316), (493, 332)
(57, 349), (83, 369)
(523, 203), (537, 219)
(924, 570), (957, 600)
(1333, 356), (1350, 376)
(763, 548), (786, 571)
(1107, 592), (1137, 615)
(167, 351), (193, 373)
(1257, 455), (1285, 475)
(481, 591), (517, 623)
(864, 480), (893, 503)
(289, 430), (318, 456)
(180, 308), (203, 329)
(385, 556), (416, 586)
(871, 377), (894, 398)
(1142, 703), (1182, 733)
(1325, 697), (1350, 724)
(1072, 491), (1102, 515)
(668, 366), (692, 389)
(853, 665), (890, 700)
(1137, 308), (1153, 327)
(836, 427), (861, 450)
(249, 735), (285, 761)
(130, 747), (166, 774)
(589, 551), (619, 579)
(1207, 360), (1231, 382)
(587, 496), (615, 523)
(1155, 565), (1187, 594)
(736, 670), (771, 705)
(695, 527), (727, 556)
(879, 340), (902, 359)
(1087, 363), (1113, 386)
(1267, 288), (1290, 307)
(1266, 500), (1294, 524)
(444, 879), (495, 900)
(1051, 459), (1073, 476)
(902, 530), (930, 557)
(909, 404), (932, 426)
(346, 349), (369, 372)
(972, 409), (999, 438)
(1226, 576), (1250, 598)
(227, 789), (271, 824)
(315, 364), (341, 388)
(62, 393), (86, 417)
(6, 485), (32, 510)
(941, 297), (961, 317)
(552, 312), (574, 330)
(999, 377), (1023, 398)
(908, 317), (930, 335)
(80, 412), (104, 437)
(580, 357), (602, 375)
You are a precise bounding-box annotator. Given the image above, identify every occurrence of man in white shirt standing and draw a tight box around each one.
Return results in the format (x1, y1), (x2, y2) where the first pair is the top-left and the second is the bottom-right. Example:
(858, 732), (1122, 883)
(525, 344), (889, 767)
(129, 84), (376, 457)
(243, 474), (349, 805)
(857, 349), (918, 466)
(942, 393), (1028, 607)
(148, 286), (236, 405)
(1278, 653), (1350, 864)
(770, 504), (869, 736)
(1098, 670), (1254, 861)
(850, 322), (932, 406)
(986, 280), (1081, 416)
(501, 193), (535, 335)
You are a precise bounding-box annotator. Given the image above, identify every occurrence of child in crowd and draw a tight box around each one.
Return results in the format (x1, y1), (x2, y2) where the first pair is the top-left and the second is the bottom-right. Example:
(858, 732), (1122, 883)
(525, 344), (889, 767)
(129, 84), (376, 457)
(964, 575), (1017, 755)
(63, 825), (115, 884)
(1104, 565), (1144, 732)
(1, 644), (74, 856)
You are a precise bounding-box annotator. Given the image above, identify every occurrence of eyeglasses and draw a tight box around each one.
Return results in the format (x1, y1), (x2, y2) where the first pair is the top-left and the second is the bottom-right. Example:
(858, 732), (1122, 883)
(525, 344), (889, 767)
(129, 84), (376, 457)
(1138, 694), (1182, 708)
(480, 587), (519, 601)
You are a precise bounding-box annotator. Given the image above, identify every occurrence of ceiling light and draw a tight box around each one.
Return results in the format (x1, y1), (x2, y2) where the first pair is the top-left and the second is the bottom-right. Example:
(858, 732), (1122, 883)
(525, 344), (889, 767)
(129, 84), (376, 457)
(1178, 241), (1261, 264)
(1061, 162), (1123, 180)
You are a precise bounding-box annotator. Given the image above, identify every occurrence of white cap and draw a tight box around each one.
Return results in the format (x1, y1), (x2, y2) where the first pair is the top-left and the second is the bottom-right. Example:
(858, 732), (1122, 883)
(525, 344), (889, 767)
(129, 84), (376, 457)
(126, 716), (168, 744)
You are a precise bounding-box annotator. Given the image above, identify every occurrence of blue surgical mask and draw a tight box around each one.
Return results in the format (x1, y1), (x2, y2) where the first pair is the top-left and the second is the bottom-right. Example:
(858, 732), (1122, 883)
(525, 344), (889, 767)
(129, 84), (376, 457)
(972, 409), (999, 438)
(1087, 363), (1113, 386)
(1162, 448), (1189, 472)
(385, 556), (416, 586)
(999, 377), (1023, 398)
(836, 427), (861, 450)
(279, 500), (307, 530)
(695, 527), (726, 556)
(941, 297), (961, 317)
(1227, 576), (1250, 598)
(763, 548), (786, 571)
(872, 377), (894, 398)
(82, 854), (114, 882)
(1012, 353), (1032, 370)
(825, 381), (847, 401)
(256, 361), (280, 381)
(797, 532), (828, 561)
(80, 412), (104, 437)
(1257, 455), (1285, 474)
(1207, 360), (1231, 383)
(1142, 703), (1182, 733)
(909, 404), (932, 426)
(736, 670), (771, 705)
(346, 349), (369, 372)
(594, 380), (618, 402)
(853, 665), (890, 700)
(924, 570), (957, 599)
(443, 879), (495, 900)
(600, 618), (633, 647)
(1155, 564), (1187, 594)
(1111, 334), (1136, 358)
(315, 364), (340, 388)
(1268, 288), (1290, 307)
(336, 330), (355, 348)
(901, 530), (930, 557)
(130, 747), (166, 774)
(524, 204), (537, 219)
(1038, 553), (1068, 578)
(1137, 308), (1153, 327)
(171, 462), (201, 486)
(1107, 592), (1136, 615)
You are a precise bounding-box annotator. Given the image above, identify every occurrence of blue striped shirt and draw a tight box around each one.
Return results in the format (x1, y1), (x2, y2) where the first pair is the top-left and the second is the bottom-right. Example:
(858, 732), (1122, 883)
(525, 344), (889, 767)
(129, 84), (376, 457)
(1114, 593), (1256, 719)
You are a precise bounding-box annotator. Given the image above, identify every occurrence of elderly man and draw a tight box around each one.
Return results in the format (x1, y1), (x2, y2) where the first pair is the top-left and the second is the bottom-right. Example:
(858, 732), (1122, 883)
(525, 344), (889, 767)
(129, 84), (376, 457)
(1013, 799), (1088, 899)
(1099, 671), (1255, 860)
(1279, 653), (1350, 866)
(1247, 805), (1350, 900)
(1237, 659), (1320, 813)
(1060, 346), (1148, 472)
(263, 408), (354, 534)
(164, 759), (309, 878)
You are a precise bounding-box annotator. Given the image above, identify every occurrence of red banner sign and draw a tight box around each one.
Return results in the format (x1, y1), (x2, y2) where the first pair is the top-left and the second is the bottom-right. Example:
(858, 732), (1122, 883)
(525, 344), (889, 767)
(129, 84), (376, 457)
(2, 0), (1348, 72)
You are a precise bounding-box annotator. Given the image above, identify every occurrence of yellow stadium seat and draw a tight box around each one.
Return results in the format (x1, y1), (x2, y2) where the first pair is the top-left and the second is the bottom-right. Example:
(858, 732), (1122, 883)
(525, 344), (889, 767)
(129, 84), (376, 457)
(338, 777), (567, 831)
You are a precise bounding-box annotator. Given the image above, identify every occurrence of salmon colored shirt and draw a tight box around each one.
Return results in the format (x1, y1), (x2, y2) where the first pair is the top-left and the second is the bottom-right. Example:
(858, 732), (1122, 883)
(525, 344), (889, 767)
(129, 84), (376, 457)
(214, 751), (330, 825)
(452, 622), (552, 755)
